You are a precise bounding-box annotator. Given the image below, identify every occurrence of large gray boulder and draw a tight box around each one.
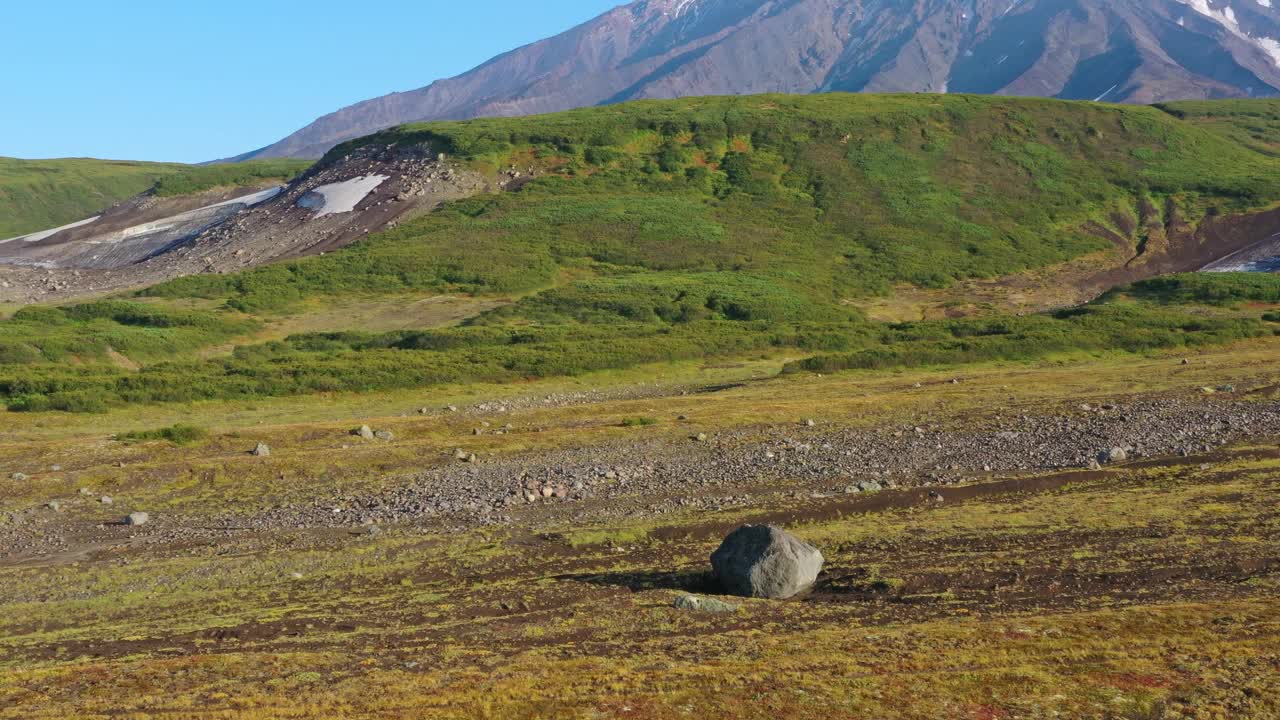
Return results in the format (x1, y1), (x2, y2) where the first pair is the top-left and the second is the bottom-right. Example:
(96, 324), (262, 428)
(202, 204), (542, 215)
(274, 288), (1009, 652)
(711, 525), (824, 599)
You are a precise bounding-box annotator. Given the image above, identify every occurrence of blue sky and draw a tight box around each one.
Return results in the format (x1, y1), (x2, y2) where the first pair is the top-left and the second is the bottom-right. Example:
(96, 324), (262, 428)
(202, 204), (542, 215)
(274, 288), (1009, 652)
(2, 1), (621, 163)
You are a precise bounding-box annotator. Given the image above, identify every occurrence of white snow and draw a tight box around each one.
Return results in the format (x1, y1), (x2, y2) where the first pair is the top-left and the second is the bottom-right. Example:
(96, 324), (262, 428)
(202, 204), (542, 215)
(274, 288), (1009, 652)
(1093, 84), (1119, 102)
(0, 215), (100, 245)
(101, 186), (284, 243)
(1259, 0), (1273, 9)
(207, 186), (283, 211)
(297, 175), (389, 218)
(1178, 0), (1280, 66)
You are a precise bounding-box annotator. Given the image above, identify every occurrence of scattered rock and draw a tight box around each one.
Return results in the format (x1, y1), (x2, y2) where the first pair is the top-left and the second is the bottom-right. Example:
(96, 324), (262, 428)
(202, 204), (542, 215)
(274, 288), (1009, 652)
(355, 426), (376, 440)
(252, 443), (271, 457)
(125, 512), (150, 526)
(374, 430), (395, 442)
(46, 500), (61, 512)
(673, 595), (739, 613)
(695, 433), (709, 443)
(10, 473), (27, 482)
(711, 525), (824, 600)
(1098, 447), (1128, 464)
(100, 496), (113, 505)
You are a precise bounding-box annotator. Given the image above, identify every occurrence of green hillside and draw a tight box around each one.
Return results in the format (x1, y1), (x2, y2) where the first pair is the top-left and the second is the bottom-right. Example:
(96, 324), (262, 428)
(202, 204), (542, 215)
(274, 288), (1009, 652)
(0, 157), (310, 239)
(151, 93), (1280, 312)
(0, 157), (186, 238)
(4, 93), (1280, 412)
(1155, 98), (1280, 156)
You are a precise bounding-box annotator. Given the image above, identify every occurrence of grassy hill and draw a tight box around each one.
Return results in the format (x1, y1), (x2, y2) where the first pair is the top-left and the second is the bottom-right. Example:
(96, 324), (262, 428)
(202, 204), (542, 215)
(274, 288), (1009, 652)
(0, 157), (310, 239)
(150, 94), (1280, 313)
(0, 157), (186, 238)
(3, 94), (1280, 412)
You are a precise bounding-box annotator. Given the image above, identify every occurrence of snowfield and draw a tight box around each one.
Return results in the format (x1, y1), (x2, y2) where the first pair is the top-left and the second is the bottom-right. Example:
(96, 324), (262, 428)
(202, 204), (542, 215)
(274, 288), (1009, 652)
(297, 175), (389, 217)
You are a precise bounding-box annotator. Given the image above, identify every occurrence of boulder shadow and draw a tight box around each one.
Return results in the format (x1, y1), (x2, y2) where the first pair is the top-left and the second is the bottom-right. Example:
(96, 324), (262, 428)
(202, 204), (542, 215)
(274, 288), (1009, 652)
(553, 569), (721, 594)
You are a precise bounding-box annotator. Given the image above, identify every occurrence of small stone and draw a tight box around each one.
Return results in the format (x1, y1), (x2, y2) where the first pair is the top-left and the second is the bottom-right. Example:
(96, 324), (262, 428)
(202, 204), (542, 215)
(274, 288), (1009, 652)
(673, 595), (739, 613)
(252, 443), (271, 457)
(100, 496), (113, 505)
(355, 425), (376, 440)
(374, 430), (394, 441)
(695, 433), (709, 443)
(46, 500), (62, 512)
(803, 419), (816, 427)
(50, 465), (62, 472)
(447, 405), (458, 412)
(10, 473), (27, 482)
(540, 486), (554, 498)
(125, 512), (150, 526)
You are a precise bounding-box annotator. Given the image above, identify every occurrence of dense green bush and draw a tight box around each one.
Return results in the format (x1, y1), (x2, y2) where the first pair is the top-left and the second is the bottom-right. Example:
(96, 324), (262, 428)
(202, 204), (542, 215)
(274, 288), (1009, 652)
(119, 424), (209, 445)
(1122, 273), (1280, 305)
(0, 300), (256, 365)
(785, 302), (1269, 375)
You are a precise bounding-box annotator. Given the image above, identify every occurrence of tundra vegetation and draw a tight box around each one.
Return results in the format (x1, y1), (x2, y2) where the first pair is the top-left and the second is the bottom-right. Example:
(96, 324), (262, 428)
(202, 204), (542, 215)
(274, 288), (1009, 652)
(0, 94), (1278, 718)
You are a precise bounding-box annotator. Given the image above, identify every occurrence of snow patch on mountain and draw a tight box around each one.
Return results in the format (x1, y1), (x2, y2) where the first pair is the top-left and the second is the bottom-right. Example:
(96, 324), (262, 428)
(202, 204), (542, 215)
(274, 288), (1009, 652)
(297, 175), (389, 218)
(1180, 0), (1280, 66)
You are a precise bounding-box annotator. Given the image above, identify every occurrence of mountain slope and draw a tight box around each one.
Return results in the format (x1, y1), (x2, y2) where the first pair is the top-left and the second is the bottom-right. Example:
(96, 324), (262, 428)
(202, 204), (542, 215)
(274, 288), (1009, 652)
(0, 159), (309, 242)
(241, 0), (1280, 161)
(0, 158), (188, 239)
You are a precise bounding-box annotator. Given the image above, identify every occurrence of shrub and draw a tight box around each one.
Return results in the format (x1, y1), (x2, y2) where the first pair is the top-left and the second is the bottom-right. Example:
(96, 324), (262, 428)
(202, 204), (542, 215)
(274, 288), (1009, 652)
(119, 424), (208, 445)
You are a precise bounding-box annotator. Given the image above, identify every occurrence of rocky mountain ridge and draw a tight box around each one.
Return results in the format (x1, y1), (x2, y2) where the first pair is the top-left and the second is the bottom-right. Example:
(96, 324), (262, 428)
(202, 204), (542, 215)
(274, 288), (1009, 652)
(239, 0), (1280, 160)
